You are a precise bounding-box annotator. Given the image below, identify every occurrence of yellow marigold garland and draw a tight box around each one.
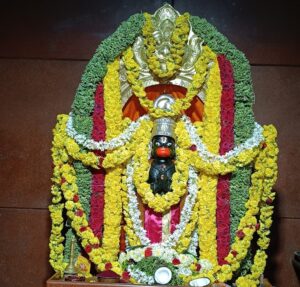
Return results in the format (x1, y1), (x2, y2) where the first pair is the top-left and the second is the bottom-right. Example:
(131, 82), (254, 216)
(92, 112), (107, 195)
(64, 138), (99, 169)
(175, 199), (200, 253)
(197, 47), (221, 266)
(54, 115), (99, 168)
(49, 115), (99, 275)
(235, 125), (278, 287)
(103, 58), (124, 138)
(60, 160), (123, 275)
(102, 142), (133, 168)
(101, 58), (124, 262)
(123, 45), (213, 118)
(101, 166), (123, 262)
(190, 148), (260, 175)
(142, 12), (190, 80)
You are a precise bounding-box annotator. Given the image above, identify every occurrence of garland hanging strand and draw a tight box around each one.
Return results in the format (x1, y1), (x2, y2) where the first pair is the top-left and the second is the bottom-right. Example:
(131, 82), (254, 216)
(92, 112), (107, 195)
(101, 58), (123, 261)
(197, 47), (222, 266)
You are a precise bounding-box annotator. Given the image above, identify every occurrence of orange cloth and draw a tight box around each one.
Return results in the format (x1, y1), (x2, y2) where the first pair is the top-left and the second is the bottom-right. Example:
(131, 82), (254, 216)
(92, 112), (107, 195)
(122, 84), (204, 122)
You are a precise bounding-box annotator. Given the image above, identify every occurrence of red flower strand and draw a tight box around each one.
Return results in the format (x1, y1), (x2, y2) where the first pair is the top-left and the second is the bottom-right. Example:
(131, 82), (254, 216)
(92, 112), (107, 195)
(216, 54), (235, 265)
(89, 83), (106, 239)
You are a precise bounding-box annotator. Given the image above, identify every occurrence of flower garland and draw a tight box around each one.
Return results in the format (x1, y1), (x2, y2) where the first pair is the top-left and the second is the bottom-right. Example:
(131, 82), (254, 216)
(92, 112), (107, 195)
(235, 126), (278, 286)
(182, 116), (263, 165)
(50, 115), (99, 168)
(216, 54), (235, 265)
(49, 115), (75, 275)
(100, 57), (123, 262)
(103, 58), (123, 139)
(187, 229), (199, 256)
(66, 113), (149, 151)
(123, 45), (213, 118)
(142, 12), (190, 80)
(120, 168), (142, 247)
(173, 120), (200, 253)
(197, 47), (222, 266)
(49, 202), (66, 276)
(90, 83), (106, 238)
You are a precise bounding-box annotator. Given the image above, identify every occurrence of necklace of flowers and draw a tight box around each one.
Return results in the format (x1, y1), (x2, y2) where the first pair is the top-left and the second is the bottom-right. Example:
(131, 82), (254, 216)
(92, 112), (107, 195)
(122, 45), (214, 119)
(127, 161), (199, 248)
(131, 121), (190, 213)
(66, 113), (150, 151)
(142, 12), (190, 80)
(182, 115), (264, 164)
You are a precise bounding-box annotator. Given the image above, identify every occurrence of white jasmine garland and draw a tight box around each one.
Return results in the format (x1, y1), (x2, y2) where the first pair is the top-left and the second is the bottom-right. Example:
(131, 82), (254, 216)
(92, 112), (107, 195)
(182, 115), (264, 164)
(126, 162), (151, 246)
(187, 229), (199, 256)
(66, 113), (150, 151)
(126, 162), (199, 248)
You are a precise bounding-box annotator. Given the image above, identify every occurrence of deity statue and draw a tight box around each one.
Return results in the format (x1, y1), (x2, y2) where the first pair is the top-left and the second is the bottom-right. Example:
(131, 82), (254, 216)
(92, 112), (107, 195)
(48, 4), (278, 287)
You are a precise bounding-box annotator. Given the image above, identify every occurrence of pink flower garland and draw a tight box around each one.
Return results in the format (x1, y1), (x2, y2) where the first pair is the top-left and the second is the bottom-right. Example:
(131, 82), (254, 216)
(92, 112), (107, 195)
(89, 83), (106, 238)
(216, 55), (235, 265)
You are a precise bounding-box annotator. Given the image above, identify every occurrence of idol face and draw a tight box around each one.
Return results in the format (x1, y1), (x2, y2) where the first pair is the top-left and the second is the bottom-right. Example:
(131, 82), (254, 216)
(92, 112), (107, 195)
(151, 135), (175, 159)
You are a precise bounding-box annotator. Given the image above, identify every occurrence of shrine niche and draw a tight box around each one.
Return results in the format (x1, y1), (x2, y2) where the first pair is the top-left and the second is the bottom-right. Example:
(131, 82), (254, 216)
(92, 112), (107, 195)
(48, 4), (278, 287)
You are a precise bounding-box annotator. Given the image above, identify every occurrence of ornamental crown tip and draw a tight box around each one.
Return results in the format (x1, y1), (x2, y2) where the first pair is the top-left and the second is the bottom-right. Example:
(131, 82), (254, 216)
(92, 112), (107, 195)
(153, 3), (180, 23)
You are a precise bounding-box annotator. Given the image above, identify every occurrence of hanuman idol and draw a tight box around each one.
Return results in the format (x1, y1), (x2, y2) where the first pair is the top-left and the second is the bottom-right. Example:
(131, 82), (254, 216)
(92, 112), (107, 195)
(49, 4), (278, 286)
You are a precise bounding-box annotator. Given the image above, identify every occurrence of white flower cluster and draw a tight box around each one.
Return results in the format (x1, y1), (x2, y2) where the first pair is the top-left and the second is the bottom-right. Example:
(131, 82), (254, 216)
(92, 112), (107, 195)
(126, 163), (199, 248)
(66, 113), (150, 151)
(182, 115), (264, 163)
(119, 246), (213, 280)
(187, 229), (199, 256)
(127, 265), (155, 285)
(198, 259), (213, 273)
(119, 245), (195, 268)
